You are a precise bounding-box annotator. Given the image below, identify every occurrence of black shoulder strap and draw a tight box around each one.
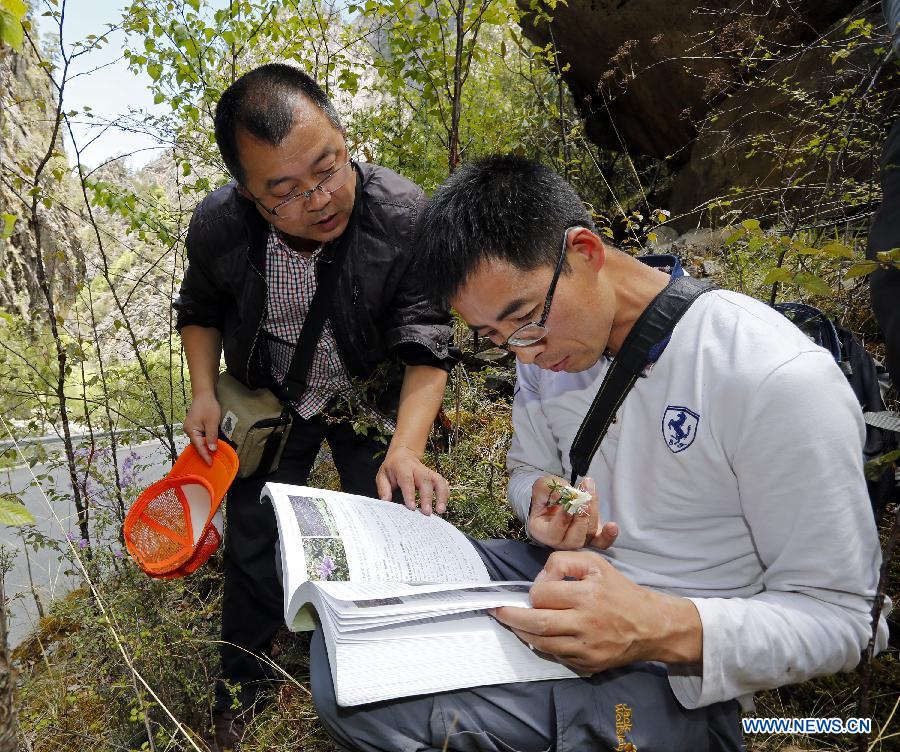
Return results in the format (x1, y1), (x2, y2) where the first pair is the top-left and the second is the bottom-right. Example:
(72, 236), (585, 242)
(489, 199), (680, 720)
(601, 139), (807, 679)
(568, 275), (715, 484)
(278, 166), (361, 403)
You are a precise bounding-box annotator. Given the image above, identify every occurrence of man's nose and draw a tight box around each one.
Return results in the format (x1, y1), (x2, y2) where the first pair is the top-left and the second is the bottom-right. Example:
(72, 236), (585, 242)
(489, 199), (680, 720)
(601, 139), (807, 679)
(307, 187), (332, 212)
(510, 341), (544, 365)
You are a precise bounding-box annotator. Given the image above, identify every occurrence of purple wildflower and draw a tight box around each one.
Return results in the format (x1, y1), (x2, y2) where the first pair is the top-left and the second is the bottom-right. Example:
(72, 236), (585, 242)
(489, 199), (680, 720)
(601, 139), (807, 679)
(120, 450), (141, 488)
(78, 537), (89, 549)
(113, 549), (123, 559)
(66, 531), (77, 542)
(317, 555), (336, 580)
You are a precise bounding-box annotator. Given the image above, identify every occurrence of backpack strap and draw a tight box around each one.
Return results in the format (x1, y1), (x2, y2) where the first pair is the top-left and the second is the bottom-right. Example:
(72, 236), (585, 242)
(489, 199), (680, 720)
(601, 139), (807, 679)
(569, 276), (716, 485)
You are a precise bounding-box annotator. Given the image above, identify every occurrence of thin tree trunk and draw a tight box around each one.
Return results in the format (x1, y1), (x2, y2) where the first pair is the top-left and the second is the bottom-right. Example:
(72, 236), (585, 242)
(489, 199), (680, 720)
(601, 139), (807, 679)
(0, 574), (18, 752)
(448, 0), (466, 174)
(548, 27), (569, 180)
(22, 2), (91, 545)
(20, 533), (44, 621)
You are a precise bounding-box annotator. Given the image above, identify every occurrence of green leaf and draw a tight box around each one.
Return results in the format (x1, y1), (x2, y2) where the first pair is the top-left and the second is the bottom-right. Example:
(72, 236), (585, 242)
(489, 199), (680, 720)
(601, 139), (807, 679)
(723, 229), (744, 246)
(793, 272), (832, 296)
(0, 9), (24, 51)
(0, 495), (35, 526)
(0, 213), (15, 239)
(740, 218), (761, 232)
(843, 260), (879, 279)
(762, 267), (793, 285)
(864, 449), (900, 481)
(338, 68), (359, 95)
(819, 242), (852, 259)
(3, 0), (26, 17)
(746, 236), (766, 254)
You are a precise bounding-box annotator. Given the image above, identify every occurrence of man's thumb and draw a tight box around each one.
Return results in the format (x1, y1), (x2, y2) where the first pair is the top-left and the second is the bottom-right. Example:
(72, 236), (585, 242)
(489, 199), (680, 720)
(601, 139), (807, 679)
(589, 521), (619, 550)
(538, 550), (606, 582)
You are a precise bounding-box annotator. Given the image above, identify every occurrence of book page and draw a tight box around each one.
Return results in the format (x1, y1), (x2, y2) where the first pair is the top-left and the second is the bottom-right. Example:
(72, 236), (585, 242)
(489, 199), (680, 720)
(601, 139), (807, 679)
(332, 614), (579, 706)
(310, 581), (533, 631)
(263, 483), (490, 629)
(319, 581), (530, 614)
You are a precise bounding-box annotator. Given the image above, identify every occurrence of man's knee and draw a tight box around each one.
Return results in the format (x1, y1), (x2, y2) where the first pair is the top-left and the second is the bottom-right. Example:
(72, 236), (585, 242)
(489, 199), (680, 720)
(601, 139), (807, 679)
(468, 538), (552, 582)
(549, 664), (741, 751)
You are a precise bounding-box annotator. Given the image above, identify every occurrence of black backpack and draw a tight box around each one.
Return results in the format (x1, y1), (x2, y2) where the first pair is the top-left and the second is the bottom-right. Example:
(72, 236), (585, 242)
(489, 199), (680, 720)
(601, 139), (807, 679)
(775, 302), (896, 518)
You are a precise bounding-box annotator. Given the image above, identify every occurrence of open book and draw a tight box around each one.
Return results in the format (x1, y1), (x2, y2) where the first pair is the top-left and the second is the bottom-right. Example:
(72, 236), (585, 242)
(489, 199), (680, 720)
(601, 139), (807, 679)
(263, 483), (578, 706)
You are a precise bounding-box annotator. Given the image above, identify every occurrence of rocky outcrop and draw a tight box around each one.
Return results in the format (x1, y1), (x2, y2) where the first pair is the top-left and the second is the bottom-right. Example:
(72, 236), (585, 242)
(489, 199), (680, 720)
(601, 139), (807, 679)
(518, 0), (891, 225)
(666, 3), (890, 225)
(0, 38), (85, 318)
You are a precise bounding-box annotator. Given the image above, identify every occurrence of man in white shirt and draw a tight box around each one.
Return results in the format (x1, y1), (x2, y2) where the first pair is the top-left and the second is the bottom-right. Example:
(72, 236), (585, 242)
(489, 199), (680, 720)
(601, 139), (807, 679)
(309, 155), (888, 751)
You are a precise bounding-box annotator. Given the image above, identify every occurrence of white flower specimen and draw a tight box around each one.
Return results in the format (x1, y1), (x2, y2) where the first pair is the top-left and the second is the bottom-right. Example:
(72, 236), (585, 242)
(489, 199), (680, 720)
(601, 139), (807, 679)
(546, 480), (591, 516)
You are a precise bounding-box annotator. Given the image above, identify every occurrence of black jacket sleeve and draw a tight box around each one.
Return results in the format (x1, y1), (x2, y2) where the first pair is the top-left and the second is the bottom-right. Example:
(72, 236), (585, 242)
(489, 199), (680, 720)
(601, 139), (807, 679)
(173, 202), (228, 332)
(381, 193), (457, 372)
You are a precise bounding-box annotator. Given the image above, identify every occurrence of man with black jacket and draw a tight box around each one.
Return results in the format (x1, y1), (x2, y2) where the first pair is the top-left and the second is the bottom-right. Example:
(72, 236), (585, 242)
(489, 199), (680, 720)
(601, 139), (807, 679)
(173, 64), (456, 749)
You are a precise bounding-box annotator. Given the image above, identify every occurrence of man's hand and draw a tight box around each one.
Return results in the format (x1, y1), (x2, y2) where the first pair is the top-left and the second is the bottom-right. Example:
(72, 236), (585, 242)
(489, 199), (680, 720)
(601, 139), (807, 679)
(528, 476), (618, 550)
(183, 392), (221, 465)
(491, 550), (703, 673)
(375, 446), (450, 515)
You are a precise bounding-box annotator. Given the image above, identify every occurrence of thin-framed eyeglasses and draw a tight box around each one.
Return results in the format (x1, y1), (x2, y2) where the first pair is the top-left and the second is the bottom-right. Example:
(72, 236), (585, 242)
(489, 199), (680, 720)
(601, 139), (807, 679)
(253, 159), (352, 219)
(501, 226), (578, 349)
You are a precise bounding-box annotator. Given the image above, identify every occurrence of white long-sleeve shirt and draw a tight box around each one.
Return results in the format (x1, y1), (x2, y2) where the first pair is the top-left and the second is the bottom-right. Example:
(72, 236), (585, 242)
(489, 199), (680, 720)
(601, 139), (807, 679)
(507, 289), (889, 709)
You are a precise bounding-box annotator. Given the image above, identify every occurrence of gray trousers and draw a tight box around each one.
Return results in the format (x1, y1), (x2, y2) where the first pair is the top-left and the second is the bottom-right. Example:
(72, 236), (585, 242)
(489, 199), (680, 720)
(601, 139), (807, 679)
(310, 540), (743, 752)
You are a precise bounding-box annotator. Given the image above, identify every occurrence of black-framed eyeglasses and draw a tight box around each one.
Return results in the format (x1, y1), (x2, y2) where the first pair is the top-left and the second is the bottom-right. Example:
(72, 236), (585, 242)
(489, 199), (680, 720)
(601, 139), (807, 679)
(252, 159), (353, 219)
(501, 226), (578, 349)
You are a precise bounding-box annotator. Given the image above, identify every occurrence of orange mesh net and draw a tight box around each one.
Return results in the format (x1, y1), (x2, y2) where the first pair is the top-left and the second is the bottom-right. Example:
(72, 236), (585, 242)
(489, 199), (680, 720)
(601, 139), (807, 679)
(124, 476), (211, 575)
(158, 524), (222, 580)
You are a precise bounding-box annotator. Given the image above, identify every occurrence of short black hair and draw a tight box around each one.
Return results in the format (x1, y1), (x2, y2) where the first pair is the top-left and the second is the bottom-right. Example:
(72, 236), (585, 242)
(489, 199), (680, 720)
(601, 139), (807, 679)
(415, 155), (595, 306)
(214, 63), (343, 184)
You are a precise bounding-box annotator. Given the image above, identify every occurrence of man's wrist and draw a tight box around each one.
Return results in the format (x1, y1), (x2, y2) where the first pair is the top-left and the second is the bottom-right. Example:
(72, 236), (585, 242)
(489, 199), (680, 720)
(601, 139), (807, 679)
(386, 442), (423, 460)
(191, 385), (218, 401)
(643, 591), (703, 665)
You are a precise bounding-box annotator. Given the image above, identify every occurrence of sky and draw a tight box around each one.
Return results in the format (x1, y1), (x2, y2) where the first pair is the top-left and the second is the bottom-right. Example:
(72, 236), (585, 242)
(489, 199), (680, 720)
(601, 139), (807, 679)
(36, 0), (166, 169)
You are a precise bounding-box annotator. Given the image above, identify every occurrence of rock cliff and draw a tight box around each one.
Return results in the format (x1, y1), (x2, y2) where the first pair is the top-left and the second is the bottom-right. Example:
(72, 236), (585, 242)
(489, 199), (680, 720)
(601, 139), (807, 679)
(519, 0), (893, 225)
(0, 35), (85, 318)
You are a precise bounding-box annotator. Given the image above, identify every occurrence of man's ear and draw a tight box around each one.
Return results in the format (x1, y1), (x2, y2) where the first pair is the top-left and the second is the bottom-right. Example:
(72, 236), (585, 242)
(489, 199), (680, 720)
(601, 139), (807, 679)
(569, 228), (607, 273)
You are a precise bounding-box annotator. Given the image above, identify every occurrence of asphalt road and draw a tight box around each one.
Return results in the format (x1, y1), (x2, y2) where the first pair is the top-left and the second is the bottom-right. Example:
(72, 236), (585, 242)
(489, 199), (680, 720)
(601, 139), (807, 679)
(0, 435), (187, 647)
